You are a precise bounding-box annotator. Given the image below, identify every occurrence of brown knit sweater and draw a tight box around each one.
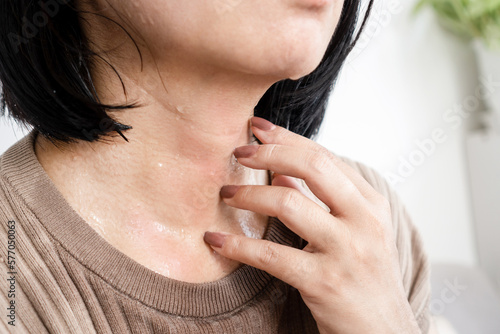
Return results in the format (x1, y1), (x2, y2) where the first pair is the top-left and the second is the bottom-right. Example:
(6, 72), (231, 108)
(0, 130), (431, 333)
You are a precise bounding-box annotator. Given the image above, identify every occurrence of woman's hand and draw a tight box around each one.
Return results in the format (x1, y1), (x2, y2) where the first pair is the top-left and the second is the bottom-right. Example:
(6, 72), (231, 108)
(203, 117), (421, 334)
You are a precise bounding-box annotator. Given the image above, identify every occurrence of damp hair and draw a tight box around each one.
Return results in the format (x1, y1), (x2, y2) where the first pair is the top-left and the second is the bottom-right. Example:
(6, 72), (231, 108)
(0, 0), (373, 144)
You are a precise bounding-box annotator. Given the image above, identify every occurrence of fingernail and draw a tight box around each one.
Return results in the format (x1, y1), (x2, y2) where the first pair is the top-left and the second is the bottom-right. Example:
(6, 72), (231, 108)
(251, 117), (276, 131)
(220, 185), (240, 198)
(204, 231), (227, 248)
(234, 145), (259, 158)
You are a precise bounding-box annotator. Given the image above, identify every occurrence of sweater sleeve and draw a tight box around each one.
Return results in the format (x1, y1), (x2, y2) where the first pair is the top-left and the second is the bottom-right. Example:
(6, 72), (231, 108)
(295, 154), (432, 333)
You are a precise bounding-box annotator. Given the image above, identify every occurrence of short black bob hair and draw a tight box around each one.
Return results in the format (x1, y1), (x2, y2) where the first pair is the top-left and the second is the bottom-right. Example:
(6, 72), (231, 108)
(0, 0), (373, 144)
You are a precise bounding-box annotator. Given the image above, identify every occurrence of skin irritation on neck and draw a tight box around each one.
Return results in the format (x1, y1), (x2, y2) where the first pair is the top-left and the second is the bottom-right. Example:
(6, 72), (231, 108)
(34, 3), (280, 283)
(34, 0), (340, 282)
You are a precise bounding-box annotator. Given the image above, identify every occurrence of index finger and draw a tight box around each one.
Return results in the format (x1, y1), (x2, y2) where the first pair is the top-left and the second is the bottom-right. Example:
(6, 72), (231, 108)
(250, 117), (379, 201)
(203, 231), (317, 292)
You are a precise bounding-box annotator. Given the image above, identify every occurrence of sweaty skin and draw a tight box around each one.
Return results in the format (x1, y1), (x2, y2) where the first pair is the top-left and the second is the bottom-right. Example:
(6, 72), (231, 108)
(35, 0), (342, 282)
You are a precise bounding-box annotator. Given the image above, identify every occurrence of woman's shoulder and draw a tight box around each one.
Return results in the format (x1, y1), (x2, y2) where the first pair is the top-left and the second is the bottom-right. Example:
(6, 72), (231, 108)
(0, 148), (18, 223)
(293, 150), (431, 332)
(299, 150), (414, 227)
(335, 154), (395, 203)
(0, 131), (35, 216)
(333, 153), (432, 332)
(333, 153), (416, 233)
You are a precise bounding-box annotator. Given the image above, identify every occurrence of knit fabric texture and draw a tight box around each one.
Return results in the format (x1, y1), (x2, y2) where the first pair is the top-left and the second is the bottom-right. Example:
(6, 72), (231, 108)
(0, 130), (431, 333)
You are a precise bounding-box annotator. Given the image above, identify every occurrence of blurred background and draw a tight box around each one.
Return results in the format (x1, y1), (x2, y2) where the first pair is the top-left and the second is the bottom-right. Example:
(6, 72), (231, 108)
(1, 0), (499, 333)
(315, 0), (500, 333)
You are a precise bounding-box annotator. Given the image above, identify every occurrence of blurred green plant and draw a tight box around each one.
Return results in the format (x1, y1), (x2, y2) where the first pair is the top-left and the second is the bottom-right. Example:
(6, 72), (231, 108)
(415, 0), (500, 49)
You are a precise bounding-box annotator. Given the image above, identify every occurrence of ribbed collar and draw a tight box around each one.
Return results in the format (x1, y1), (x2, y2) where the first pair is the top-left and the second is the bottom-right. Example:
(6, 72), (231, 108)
(0, 129), (303, 317)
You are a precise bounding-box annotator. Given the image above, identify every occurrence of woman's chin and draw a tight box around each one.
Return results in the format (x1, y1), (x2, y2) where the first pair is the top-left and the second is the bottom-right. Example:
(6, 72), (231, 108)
(270, 55), (326, 81)
(250, 60), (323, 83)
(268, 41), (330, 80)
(288, 62), (323, 80)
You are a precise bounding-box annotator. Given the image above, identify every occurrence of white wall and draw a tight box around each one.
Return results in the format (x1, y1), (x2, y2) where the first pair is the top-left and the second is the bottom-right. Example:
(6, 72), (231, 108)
(467, 131), (500, 287)
(0, 0), (480, 266)
(0, 115), (31, 154)
(317, 0), (479, 266)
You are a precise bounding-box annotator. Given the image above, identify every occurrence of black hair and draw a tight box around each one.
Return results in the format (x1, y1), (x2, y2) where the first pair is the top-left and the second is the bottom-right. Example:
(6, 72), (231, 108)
(0, 0), (373, 144)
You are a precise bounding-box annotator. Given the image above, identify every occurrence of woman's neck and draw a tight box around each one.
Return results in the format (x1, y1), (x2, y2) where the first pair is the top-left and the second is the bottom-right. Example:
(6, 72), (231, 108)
(34, 52), (277, 282)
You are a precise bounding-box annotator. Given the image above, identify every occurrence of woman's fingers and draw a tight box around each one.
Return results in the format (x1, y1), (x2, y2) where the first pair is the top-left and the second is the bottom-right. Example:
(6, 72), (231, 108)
(203, 231), (317, 292)
(221, 184), (342, 250)
(250, 117), (380, 202)
(234, 143), (365, 217)
(271, 173), (330, 212)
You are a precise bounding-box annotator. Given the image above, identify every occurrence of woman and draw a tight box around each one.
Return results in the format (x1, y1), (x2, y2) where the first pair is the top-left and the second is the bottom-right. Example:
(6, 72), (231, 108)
(0, 0), (432, 333)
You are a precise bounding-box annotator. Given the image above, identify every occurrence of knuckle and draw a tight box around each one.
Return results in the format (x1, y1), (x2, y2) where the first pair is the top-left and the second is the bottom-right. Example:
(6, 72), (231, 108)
(367, 196), (393, 230)
(224, 235), (241, 257)
(319, 271), (339, 295)
(309, 151), (334, 174)
(295, 256), (315, 279)
(279, 189), (302, 214)
(372, 192), (391, 210)
(341, 181), (359, 198)
(363, 209), (388, 234)
(351, 240), (372, 265)
(304, 265), (338, 300)
(316, 145), (332, 157)
(266, 144), (280, 160)
(257, 243), (280, 267)
(379, 196), (391, 213)
(344, 231), (369, 263)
